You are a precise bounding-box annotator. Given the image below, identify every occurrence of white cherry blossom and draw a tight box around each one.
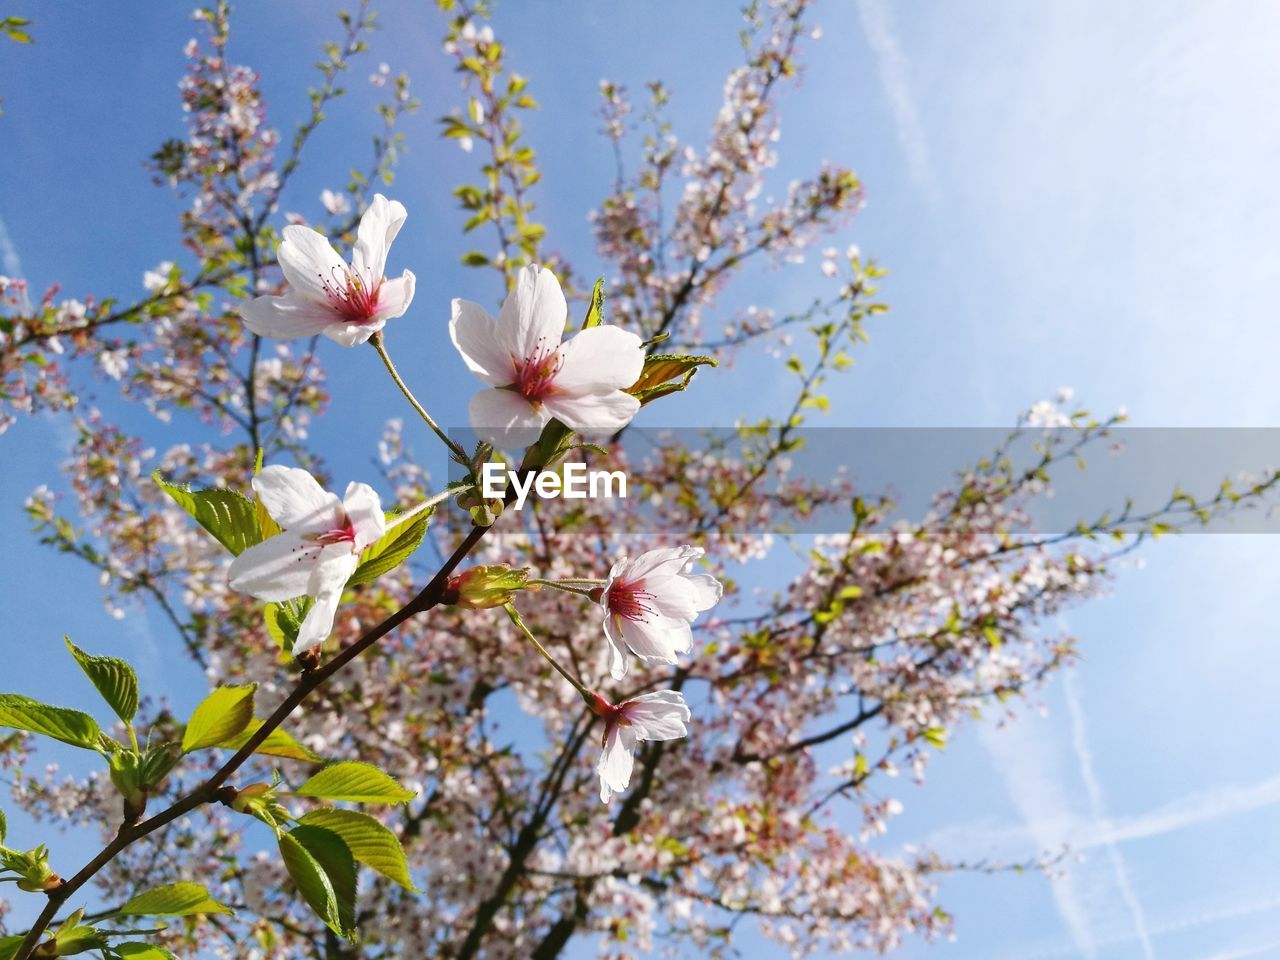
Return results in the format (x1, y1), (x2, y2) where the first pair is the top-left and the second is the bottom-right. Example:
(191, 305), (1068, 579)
(449, 263), (644, 445)
(239, 194), (415, 347)
(599, 545), (722, 679)
(228, 465), (385, 654)
(594, 690), (691, 803)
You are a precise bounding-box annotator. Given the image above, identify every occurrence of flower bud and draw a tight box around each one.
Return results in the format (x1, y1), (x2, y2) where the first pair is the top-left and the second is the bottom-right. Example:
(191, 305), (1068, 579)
(221, 782), (292, 829)
(1, 844), (60, 893)
(442, 565), (529, 609)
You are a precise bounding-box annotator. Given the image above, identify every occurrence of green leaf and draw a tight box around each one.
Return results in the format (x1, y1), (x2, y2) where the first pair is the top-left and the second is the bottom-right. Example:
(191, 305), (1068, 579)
(65, 637), (139, 724)
(220, 718), (321, 763)
(294, 762), (416, 804)
(626, 354), (717, 406)
(299, 809), (417, 890)
(348, 512), (432, 587)
(264, 598), (313, 654)
(0, 936), (20, 960)
(582, 277), (605, 328)
(0, 693), (101, 750)
(118, 882), (234, 917)
(116, 944), (181, 960)
(182, 685), (256, 752)
(280, 828), (357, 939)
(154, 471), (263, 556)
(0, 804), (6, 844)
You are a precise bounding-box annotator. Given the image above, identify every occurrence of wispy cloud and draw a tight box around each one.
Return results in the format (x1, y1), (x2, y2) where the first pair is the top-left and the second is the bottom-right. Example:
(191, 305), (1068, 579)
(855, 0), (940, 208)
(0, 212), (23, 278)
(976, 710), (1097, 957)
(1064, 670), (1153, 959)
(923, 767), (1280, 858)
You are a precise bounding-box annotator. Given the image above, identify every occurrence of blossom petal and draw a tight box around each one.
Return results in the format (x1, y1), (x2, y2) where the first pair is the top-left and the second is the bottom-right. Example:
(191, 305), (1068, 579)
(352, 194), (407, 281)
(373, 270), (415, 323)
(624, 690), (691, 741)
(603, 611), (631, 681)
(468, 387), (550, 447)
(627, 545), (703, 581)
(239, 292), (336, 340)
(322, 320), (384, 348)
(343, 481), (385, 551)
(497, 264), (567, 361)
(278, 224), (347, 305)
(618, 614), (689, 664)
(293, 550), (360, 654)
(450, 299), (516, 387)
(541, 389), (639, 436)
(683, 574), (723, 612)
(227, 530), (319, 602)
(253, 465), (344, 534)
(597, 725), (637, 803)
(554, 325), (645, 394)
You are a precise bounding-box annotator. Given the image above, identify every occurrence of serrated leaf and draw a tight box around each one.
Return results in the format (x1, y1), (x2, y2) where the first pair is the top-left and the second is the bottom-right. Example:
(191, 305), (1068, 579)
(0, 693), (101, 750)
(182, 685), (256, 752)
(299, 809), (417, 890)
(116, 944), (181, 960)
(118, 882), (233, 917)
(0, 805), (5, 844)
(154, 471), (263, 556)
(220, 719), (321, 763)
(65, 637), (139, 724)
(280, 828), (356, 939)
(626, 354), (717, 406)
(294, 762), (416, 804)
(582, 277), (605, 328)
(347, 511), (432, 587)
(263, 598), (313, 655)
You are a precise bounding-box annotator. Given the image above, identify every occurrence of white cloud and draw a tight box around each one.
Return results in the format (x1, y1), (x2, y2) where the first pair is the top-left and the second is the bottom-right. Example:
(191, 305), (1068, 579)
(0, 212), (23, 279)
(855, 0), (940, 208)
(1064, 670), (1153, 959)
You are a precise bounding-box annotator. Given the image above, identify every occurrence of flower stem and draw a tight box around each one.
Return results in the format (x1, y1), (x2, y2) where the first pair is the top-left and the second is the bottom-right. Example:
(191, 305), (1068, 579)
(370, 331), (470, 462)
(527, 579), (598, 599)
(385, 485), (470, 533)
(504, 603), (594, 704)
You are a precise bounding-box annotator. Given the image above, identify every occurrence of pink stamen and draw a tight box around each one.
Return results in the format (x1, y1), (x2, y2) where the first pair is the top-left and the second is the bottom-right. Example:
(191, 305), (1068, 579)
(319, 264), (383, 324)
(303, 517), (356, 547)
(510, 336), (562, 405)
(606, 579), (658, 624)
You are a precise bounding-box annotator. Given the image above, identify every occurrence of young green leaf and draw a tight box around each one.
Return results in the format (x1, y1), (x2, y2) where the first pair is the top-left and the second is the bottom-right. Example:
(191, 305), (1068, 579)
(582, 277), (606, 328)
(64, 637), (139, 724)
(347, 511), (432, 587)
(0, 936), (20, 960)
(0, 804), (6, 845)
(294, 762), (416, 804)
(299, 809), (418, 890)
(154, 471), (263, 556)
(264, 598), (314, 654)
(115, 944), (182, 960)
(0, 693), (102, 750)
(625, 354), (717, 406)
(280, 828), (357, 939)
(182, 684), (256, 752)
(117, 882), (233, 917)
(220, 718), (322, 763)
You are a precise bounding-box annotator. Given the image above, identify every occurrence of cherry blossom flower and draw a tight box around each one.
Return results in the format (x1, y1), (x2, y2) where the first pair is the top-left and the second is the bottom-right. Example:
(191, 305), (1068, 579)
(449, 263), (645, 445)
(239, 194), (415, 347)
(599, 545), (722, 679)
(593, 690), (691, 803)
(228, 465), (385, 654)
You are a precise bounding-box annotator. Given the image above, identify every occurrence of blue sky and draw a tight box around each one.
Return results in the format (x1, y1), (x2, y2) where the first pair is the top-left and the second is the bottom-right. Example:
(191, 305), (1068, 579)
(2, 1), (1280, 957)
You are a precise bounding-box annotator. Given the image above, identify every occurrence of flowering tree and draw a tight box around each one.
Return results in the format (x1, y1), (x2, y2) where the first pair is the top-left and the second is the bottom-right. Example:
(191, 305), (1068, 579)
(0, 3), (1274, 959)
